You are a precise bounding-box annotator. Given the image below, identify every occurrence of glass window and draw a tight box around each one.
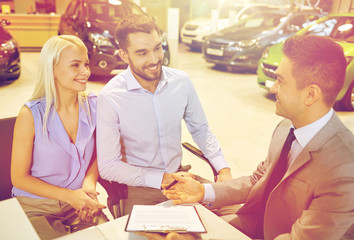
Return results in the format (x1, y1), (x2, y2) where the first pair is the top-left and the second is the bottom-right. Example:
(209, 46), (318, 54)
(237, 13), (284, 29)
(87, 1), (144, 22)
(305, 18), (337, 36)
(304, 17), (354, 43)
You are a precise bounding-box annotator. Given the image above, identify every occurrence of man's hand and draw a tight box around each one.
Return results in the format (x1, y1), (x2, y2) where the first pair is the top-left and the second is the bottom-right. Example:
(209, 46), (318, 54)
(161, 172), (195, 189)
(162, 174), (204, 205)
(217, 168), (232, 182)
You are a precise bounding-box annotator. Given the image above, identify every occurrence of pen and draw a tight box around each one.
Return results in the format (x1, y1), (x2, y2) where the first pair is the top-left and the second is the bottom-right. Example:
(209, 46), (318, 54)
(163, 180), (178, 190)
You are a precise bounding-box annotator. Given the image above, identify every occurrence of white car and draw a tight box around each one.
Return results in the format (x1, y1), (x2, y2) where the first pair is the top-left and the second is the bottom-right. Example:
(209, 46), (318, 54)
(180, 3), (283, 50)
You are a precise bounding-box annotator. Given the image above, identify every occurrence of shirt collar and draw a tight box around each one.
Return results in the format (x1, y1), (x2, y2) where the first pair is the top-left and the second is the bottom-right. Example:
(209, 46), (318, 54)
(292, 108), (334, 148)
(125, 66), (168, 92)
(126, 66), (143, 91)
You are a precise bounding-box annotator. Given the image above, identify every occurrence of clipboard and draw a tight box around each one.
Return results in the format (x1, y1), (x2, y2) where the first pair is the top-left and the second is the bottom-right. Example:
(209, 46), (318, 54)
(125, 205), (207, 233)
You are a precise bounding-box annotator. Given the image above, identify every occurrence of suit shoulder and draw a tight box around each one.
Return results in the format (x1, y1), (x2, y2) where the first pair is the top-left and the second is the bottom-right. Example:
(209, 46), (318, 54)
(331, 127), (354, 159)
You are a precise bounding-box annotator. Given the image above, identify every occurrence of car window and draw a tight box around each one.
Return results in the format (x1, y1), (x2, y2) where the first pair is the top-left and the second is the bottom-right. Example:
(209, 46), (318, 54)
(66, 0), (79, 16)
(239, 6), (281, 21)
(87, 0), (144, 22)
(219, 5), (243, 19)
(237, 13), (285, 29)
(330, 18), (354, 43)
(288, 15), (307, 29)
(305, 17), (354, 43)
(305, 18), (337, 36)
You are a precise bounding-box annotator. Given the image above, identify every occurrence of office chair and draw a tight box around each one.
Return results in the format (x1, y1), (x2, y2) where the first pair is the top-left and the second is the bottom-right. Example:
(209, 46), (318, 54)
(0, 117), (16, 201)
(98, 142), (218, 219)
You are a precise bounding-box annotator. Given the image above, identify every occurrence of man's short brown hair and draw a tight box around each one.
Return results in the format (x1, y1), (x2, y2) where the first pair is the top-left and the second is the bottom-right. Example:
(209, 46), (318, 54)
(114, 14), (160, 50)
(283, 35), (346, 106)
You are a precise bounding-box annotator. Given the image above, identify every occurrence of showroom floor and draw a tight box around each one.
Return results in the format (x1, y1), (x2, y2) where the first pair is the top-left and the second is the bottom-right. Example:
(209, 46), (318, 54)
(1, 44), (354, 219)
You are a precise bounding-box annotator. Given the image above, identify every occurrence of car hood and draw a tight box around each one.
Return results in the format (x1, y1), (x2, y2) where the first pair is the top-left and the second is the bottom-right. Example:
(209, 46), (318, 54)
(208, 27), (274, 42)
(338, 41), (354, 57)
(0, 26), (12, 43)
(263, 42), (284, 66)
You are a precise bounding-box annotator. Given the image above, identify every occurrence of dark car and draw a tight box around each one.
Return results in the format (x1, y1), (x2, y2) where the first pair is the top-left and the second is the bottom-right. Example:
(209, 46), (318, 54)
(0, 19), (20, 81)
(59, 0), (170, 76)
(202, 10), (324, 71)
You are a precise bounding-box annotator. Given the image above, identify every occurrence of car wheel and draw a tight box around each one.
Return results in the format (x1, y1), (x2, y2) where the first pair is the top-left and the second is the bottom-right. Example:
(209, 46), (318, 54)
(334, 80), (354, 111)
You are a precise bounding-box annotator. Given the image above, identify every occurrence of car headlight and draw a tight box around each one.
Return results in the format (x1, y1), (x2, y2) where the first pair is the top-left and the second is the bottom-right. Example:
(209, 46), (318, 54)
(0, 38), (17, 52)
(235, 39), (258, 48)
(262, 46), (270, 59)
(88, 33), (113, 47)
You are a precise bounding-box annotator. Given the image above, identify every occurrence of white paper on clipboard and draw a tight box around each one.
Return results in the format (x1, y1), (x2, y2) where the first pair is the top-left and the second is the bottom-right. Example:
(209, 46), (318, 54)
(125, 205), (207, 233)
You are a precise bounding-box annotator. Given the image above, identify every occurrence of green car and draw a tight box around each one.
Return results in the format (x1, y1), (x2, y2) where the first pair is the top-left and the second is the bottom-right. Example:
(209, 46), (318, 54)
(257, 13), (354, 111)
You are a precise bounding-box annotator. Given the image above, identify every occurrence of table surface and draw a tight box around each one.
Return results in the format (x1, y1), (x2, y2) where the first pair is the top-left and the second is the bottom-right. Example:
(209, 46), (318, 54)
(0, 198), (40, 240)
(57, 201), (251, 240)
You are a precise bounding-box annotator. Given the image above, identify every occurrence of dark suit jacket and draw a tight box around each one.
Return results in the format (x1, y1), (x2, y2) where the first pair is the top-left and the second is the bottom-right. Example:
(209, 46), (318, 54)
(211, 113), (354, 240)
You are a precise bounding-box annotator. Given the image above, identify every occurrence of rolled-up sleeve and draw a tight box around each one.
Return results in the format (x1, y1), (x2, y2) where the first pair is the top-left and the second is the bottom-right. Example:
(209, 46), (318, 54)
(183, 79), (229, 173)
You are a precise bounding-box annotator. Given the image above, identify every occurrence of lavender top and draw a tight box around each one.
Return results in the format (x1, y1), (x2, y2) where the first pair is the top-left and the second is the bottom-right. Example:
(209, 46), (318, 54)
(12, 94), (97, 199)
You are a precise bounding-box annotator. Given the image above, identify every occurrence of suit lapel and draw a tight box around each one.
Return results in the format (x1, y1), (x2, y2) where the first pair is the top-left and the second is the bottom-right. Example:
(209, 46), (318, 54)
(284, 113), (342, 179)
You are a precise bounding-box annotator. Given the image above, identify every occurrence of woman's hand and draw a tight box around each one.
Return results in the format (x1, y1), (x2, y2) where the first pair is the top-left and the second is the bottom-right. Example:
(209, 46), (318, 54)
(66, 188), (106, 221)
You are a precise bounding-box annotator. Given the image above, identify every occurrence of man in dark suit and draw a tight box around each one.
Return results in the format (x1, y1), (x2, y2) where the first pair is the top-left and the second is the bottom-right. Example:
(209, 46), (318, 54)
(162, 35), (354, 240)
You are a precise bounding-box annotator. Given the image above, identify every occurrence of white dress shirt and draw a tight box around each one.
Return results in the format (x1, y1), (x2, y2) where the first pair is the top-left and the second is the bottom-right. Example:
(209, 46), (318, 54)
(97, 66), (229, 189)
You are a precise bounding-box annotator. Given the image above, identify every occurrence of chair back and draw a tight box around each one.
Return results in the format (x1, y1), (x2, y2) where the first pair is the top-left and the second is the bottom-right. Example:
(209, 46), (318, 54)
(0, 117), (16, 201)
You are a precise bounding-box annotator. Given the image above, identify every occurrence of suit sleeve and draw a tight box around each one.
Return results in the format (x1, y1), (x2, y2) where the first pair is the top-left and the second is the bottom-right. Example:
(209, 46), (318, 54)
(209, 121), (284, 208)
(210, 160), (268, 208)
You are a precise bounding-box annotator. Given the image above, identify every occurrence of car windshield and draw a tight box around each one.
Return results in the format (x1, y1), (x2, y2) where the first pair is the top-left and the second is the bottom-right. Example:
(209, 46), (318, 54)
(87, 0), (144, 22)
(224, 12), (286, 33)
(219, 5), (244, 18)
(305, 16), (354, 43)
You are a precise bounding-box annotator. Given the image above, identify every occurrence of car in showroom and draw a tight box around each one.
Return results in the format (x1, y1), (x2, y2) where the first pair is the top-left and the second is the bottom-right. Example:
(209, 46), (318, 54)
(0, 19), (20, 81)
(180, 3), (282, 51)
(58, 0), (170, 76)
(202, 9), (324, 72)
(257, 13), (354, 111)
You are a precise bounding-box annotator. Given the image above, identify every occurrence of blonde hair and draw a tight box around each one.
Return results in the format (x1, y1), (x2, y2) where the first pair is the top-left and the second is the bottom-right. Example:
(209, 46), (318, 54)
(29, 35), (91, 136)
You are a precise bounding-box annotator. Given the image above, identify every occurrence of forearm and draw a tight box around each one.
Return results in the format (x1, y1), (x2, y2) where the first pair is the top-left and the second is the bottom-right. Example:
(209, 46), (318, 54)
(189, 124), (229, 172)
(82, 158), (99, 190)
(12, 173), (72, 202)
(211, 175), (255, 208)
(99, 158), (164, 189)
(210, 160), (267, 207)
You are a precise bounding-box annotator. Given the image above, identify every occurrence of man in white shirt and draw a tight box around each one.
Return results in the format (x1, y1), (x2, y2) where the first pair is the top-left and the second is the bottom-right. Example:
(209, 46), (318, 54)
(97, 14), (232, 215)
(163, 35), (354, 240)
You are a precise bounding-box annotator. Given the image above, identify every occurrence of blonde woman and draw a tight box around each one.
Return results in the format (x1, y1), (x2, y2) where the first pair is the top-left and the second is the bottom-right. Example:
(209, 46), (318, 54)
(11, 35), (108, 239)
